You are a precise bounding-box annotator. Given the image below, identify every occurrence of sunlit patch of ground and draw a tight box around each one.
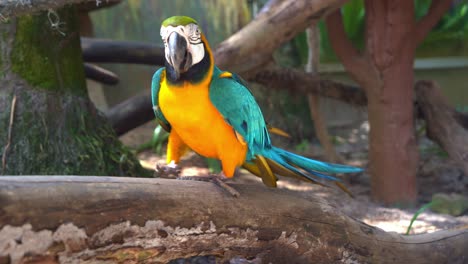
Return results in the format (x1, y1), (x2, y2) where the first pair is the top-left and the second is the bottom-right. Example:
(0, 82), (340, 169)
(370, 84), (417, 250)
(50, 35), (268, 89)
(120, 121), (468, 235)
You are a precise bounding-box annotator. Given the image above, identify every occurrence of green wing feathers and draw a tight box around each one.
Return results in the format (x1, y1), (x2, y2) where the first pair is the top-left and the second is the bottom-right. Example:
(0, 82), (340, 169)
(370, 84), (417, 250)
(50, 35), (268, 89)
(209, 67), (271, 160)
(151, 67), (171, 132)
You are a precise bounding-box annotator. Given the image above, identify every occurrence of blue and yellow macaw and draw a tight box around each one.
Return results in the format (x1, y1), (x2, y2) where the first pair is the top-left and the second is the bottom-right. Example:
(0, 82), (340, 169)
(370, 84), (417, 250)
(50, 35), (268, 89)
(152, 16), (361, 191)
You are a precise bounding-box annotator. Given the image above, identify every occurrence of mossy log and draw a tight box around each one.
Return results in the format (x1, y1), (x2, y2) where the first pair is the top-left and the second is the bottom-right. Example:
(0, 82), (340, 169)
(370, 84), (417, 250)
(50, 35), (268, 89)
(0, 176), (466, 263)
(0, 7), (146, 176)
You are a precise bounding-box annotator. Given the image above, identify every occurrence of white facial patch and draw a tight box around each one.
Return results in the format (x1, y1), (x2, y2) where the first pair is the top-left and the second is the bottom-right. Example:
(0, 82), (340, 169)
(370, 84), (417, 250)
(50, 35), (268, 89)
(190, 41), (204, 66)
(160, 24), (205, 68)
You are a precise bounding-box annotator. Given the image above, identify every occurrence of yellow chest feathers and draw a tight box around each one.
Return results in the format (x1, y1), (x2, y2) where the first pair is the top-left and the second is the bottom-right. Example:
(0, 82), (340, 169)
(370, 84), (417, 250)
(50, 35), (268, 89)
(158, 77), (246, 161)
(159, 79), (213, 131)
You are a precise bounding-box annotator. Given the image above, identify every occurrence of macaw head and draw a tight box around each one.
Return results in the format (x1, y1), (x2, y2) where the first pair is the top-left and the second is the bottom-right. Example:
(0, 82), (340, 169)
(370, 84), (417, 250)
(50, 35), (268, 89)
(160, 16), (210, 81)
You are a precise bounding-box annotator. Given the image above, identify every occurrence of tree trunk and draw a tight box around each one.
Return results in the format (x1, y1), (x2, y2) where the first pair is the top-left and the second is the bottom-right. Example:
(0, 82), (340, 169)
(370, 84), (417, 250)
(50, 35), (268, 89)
(0, 7), (146, 176)
(366, 51), (418, 206)
(326, 0), (451, 206)
(364, 1), (419, 204)
(0, 176), (466, 264)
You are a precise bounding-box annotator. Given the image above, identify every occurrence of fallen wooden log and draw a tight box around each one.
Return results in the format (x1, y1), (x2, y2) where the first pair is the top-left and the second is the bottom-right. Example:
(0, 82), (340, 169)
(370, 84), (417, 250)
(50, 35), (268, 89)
(0, 176), (466, 263)
(416, 80), (468, 176)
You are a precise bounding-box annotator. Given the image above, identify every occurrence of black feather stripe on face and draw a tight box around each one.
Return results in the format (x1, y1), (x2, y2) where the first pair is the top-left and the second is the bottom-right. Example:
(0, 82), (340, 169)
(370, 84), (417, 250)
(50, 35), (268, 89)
(166, 42), (211, 86)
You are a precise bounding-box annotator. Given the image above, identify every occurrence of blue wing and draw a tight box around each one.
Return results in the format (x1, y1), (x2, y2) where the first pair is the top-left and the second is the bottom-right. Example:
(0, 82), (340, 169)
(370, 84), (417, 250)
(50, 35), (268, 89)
(151, 67), (171, 132)
(209, 66), (271, 161)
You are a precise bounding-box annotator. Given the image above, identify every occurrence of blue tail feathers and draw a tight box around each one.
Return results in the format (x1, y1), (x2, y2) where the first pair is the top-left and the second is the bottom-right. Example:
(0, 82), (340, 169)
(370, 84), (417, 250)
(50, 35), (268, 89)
(262, 147), (362, 182)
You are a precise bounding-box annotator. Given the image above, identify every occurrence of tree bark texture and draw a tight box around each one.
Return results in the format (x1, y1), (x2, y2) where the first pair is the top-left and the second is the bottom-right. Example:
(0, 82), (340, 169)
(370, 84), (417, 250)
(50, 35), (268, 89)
(364, 1), (418, 204)
(325, 0), (452, 206)
(0, 7), (146, 176)
(0, 176), (466, 264)
(416, 80), (468, 176)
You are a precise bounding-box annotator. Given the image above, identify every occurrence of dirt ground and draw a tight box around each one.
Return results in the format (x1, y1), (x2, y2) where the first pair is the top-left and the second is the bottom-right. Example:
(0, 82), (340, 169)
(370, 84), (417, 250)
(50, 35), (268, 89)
(120, 121), (468, 235)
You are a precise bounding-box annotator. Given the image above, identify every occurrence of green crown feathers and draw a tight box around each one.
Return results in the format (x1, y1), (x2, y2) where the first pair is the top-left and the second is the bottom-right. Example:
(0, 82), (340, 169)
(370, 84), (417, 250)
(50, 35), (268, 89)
(162, 16), (198, 27)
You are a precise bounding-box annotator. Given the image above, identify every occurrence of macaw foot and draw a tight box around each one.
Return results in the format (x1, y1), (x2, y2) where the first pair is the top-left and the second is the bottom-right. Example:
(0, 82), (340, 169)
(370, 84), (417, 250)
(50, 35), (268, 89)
(154, 161), (181, 178)
(177, 174), (240, 198)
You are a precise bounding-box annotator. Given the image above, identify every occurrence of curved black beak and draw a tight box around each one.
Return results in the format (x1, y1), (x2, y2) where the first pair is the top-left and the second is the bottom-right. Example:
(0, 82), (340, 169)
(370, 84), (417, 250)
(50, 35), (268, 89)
(167, 32), (192, 79)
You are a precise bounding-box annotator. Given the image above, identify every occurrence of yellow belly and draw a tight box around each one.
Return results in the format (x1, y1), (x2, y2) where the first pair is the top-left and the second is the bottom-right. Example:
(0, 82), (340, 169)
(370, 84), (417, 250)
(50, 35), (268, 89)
(159, 78), (247, 167)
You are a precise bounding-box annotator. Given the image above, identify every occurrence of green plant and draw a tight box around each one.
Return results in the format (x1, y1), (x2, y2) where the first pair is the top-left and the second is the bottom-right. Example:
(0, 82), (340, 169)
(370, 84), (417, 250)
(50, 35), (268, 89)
(420, 145), (449, 158)
(295, 139), (311, 153)
(405, 201), (433, 235)
(135, 124), (169, 155)
(205, 158), (222, 173)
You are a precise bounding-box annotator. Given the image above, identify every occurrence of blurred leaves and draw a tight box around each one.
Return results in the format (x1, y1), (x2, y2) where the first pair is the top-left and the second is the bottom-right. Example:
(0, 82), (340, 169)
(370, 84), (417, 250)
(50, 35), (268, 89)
(319, 0), (365, 63)
(417, 0), (468, 57)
